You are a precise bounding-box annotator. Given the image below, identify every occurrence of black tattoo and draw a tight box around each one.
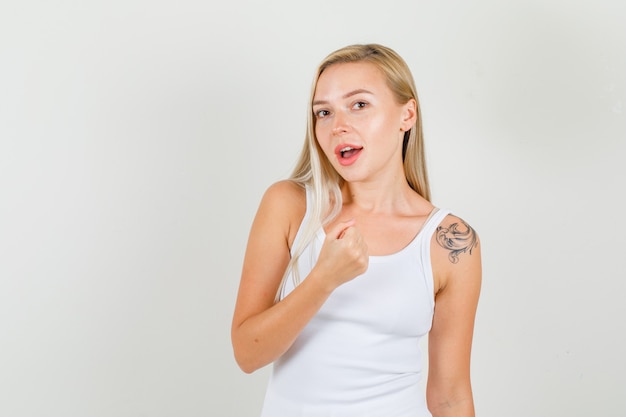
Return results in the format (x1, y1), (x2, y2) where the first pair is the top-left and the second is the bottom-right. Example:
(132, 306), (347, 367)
(436, 219), (478, 264)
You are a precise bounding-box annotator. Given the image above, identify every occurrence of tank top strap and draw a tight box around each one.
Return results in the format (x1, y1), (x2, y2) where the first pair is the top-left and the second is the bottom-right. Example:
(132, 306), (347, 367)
(416, 207), (452, 310)
(290, 184), (313, 256)
(421, 207), (441, 231)
(419, 207), (452, 241)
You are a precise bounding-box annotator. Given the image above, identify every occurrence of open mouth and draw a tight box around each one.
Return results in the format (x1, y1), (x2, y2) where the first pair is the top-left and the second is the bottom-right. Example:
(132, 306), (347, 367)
(339, 146), (362, 159)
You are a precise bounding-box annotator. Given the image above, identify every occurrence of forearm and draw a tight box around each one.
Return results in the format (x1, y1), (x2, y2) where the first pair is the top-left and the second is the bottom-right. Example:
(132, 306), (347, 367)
(232, 270), (334, 373)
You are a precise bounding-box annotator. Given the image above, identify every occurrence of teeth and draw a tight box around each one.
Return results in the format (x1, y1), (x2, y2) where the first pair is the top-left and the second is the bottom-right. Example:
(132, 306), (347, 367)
(340, 146), (354, 152)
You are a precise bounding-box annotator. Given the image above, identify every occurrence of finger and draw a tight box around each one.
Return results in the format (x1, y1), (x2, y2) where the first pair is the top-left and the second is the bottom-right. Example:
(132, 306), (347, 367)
(328, 219), (356, 239)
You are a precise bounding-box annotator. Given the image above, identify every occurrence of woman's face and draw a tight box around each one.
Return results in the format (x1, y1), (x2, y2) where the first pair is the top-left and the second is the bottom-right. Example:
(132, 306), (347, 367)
(312, 61), (415, 184)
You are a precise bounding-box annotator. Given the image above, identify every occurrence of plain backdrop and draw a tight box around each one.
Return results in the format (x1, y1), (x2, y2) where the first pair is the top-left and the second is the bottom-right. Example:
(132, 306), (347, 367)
(1, 1), (625, 416)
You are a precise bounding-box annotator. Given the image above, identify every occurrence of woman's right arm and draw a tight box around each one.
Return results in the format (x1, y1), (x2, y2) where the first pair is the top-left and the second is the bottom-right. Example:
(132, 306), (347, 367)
(231, 181), (367, 373)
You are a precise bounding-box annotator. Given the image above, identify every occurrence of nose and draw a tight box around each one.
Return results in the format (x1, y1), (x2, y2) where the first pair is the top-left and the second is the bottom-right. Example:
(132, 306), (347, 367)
(331, 111), (348, 136)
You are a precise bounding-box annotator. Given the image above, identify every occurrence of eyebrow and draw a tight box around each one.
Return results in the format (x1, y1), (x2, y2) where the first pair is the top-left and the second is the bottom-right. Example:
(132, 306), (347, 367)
(312, 89), (374, 106)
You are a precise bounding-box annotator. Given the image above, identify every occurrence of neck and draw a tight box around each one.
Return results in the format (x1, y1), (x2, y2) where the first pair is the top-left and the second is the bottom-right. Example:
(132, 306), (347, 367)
(341, 172), (415, 214)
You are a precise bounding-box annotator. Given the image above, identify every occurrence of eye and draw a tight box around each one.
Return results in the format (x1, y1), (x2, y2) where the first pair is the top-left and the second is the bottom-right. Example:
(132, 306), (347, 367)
(353, 101), (368, 110)
(315, 109), (330, 119)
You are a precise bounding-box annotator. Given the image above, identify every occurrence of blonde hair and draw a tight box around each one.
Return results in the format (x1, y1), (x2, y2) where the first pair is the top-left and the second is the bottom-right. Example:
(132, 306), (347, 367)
(275, 44), (430, 301)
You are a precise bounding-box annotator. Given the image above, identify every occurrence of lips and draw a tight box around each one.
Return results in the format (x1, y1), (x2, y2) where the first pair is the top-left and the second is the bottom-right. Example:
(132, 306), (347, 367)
(334, 144), (363, 166)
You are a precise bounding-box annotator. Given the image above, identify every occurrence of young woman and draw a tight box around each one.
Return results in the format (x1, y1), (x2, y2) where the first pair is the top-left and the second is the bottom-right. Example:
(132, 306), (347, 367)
(231, 44), (481, 417)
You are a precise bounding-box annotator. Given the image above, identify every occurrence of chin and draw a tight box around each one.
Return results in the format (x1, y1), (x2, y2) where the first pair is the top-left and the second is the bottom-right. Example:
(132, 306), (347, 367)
(336, 170), (368, 184)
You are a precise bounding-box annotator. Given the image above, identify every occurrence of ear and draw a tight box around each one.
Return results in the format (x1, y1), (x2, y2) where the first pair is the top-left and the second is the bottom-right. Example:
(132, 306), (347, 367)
(400, 98), (417, 132)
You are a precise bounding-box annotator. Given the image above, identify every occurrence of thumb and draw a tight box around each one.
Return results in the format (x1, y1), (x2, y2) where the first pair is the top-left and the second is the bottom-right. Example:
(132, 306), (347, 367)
(328, 219), (356, 239)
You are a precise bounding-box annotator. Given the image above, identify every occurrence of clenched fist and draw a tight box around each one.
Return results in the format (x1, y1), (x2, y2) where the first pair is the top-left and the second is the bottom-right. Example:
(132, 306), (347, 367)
(312, 219), (369, 291)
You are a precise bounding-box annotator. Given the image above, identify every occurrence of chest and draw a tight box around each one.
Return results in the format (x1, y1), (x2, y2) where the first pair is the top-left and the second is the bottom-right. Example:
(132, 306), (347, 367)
(326, 212), (428, 256)
(286, 230), (435, 337)
(317, 250), (434, 338)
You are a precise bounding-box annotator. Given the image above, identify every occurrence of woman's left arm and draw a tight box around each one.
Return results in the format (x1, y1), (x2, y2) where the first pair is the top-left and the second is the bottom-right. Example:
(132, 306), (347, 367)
(427, 214), (482, 417)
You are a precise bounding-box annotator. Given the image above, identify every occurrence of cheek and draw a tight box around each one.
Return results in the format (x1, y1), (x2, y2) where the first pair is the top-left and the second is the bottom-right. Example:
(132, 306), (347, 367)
(314, 124), (332, 152)
(369, 113), (400, 141)
(316, 140), (333, 162)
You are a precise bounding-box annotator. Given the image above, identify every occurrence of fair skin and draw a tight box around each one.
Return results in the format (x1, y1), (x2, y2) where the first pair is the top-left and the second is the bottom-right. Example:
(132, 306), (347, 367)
(231, 62), (481, 417)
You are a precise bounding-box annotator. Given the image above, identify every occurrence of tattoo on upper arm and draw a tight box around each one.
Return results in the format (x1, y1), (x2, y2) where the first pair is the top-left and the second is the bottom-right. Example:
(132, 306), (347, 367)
(436, 219), (478, 264)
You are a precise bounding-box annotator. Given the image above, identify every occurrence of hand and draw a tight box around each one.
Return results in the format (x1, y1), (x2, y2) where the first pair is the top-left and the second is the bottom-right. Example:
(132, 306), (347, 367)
(312, 219), (369, 291)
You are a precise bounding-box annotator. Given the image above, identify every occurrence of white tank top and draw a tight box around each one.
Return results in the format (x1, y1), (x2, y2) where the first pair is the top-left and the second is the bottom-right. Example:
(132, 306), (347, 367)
(260, 187), (451, 417)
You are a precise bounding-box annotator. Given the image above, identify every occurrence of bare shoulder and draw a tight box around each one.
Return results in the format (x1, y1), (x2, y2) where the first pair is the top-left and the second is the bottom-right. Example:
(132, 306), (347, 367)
(431, 213), (481, 292)
(258, 180), (306, 248)
(262, 180), (305, 207)
(434, 214), (480, 264)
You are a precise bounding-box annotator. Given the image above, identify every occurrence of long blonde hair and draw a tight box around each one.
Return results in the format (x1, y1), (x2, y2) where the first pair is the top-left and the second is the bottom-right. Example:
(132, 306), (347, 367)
(275, 44), (430, 301)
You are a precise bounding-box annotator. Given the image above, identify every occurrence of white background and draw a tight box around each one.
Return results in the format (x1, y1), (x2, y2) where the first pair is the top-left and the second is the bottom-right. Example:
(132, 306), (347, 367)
(1, 1), (625, 416)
